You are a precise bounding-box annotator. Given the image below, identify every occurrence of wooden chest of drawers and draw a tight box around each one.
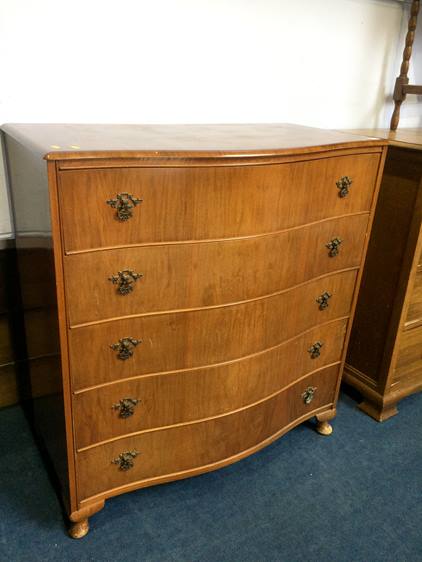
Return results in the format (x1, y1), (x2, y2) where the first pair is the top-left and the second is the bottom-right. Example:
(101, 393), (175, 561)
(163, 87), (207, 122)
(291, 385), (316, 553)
(2, 124), (386, 538)
(345, 129), (422, 420)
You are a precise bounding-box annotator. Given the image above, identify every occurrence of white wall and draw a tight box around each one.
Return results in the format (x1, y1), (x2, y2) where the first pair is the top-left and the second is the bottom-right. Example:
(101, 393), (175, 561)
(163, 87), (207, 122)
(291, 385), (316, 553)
(0, 0), (418, 238)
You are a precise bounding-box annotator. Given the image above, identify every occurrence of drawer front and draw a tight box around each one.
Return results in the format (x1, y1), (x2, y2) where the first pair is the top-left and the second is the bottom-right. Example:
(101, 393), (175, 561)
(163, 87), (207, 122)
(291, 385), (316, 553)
(64, 214), (368, 326)
(405, 266), (422, 329)
(59, 153), (380, 252)
(69, 269), (357, 390)
(73, 318), (347, 449)
(76, 365), (339, 501)
(394, 326), (422, 382)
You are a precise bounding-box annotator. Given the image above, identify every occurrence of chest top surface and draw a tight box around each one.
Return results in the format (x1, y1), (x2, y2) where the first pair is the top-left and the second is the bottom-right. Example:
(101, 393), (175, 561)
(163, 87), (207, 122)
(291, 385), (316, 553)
(1, 123), (384, 160)
(348, 128), (422, 151)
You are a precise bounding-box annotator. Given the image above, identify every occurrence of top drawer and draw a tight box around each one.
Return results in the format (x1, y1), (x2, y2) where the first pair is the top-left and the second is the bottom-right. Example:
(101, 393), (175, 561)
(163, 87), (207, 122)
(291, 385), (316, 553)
(57, 152), (380, 253)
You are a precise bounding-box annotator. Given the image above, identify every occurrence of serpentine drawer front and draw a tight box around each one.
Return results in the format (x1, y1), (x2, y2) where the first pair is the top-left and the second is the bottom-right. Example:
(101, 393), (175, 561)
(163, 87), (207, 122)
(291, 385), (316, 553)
(58, 153), (379, 253)
(2, 123), (386, 539)
(73, 318), (348, 449)
(76, 365), (340, 502)
(64, 214), (368, 326)
(68, 270), (357, 390)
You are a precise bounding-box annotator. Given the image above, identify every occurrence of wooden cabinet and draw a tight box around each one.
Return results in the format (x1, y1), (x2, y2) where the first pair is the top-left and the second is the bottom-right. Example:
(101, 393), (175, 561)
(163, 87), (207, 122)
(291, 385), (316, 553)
(2, 123), (386, 538)
(345, 129), (422, 421)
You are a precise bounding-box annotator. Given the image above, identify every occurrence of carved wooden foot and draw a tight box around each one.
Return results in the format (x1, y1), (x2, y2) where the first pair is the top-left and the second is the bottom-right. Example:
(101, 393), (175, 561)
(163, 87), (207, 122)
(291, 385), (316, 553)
(68, 499), (105, 539)
(315, 408), (335, 436)
(315, 420), (333, 436)
(69, 518), (89, 539)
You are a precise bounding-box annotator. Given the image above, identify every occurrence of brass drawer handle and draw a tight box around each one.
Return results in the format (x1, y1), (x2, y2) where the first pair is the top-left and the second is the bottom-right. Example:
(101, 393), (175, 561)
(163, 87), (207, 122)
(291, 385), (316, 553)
(316, 291), (332, 310)
(336, 176), (352, 198)
(302, 386), (317, 405)
(112, 450), (140, 471)
(106, 192), (143, 221)
(112, 398), (141, 418)
(326, 237), (342, 257)
(109, 269), (143, 295)
(308, 341), (323, 359)
(110, 337), (142, 360)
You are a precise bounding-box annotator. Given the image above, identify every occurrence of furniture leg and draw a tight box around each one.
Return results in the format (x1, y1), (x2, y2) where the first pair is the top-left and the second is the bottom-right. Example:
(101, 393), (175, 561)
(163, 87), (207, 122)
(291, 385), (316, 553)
(69, 519), (89, 539)
(68, 500), (105, 539)
(315, 409), (335, 436)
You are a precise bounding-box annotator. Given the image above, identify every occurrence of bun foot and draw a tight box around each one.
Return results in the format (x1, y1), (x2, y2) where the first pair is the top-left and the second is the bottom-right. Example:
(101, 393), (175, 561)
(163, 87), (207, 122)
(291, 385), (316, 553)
(68, 499), (105, 539)
(316, 420), (333, 436)
(69, 518), (89, 539)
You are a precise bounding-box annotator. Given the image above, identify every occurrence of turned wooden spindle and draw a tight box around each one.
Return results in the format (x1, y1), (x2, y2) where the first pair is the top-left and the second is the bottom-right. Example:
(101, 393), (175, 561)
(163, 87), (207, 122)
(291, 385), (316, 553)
(390, 0), (421, 131)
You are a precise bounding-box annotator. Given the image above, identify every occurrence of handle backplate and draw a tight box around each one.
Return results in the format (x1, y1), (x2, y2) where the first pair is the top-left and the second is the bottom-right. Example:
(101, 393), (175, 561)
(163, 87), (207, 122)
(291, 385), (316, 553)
(106, 192), (143, 221)
(111, 450), (140, 471)
(110, 337), (141, 360)
(109, 270), (143, 295)
(316, 291), (332, 310)
(308, 341), (323, 359)
(112, 398), (141, 418)
(302, 386), (317, 405)
(336, 176), (352, 198)
(326, 237), (342, 257)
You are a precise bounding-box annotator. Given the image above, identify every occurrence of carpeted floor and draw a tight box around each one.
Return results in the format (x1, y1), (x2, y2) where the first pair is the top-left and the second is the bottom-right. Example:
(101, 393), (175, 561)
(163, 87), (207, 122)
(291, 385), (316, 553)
(0, 388), (421, 562)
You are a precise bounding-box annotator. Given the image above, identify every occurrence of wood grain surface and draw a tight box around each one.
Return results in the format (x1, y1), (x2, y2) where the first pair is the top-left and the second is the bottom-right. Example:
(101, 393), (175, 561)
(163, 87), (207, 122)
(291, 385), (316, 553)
(58, 153), (379, 252)
(345, 142), (422, 420)
(69, 269), (357, 390)
(76, 365), (339, 501)
(2, 123), (385, 160)
(395, 324), (422, 382)
(73, 318), (347, 449)
(64, 215), (367, 326)
(349, 128), (422, 151)
(405, 266), (422, 328)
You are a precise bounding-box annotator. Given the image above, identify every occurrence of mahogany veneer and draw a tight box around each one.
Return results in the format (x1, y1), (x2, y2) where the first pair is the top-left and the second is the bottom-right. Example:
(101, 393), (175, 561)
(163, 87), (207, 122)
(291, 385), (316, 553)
(2, 123), (386, 538)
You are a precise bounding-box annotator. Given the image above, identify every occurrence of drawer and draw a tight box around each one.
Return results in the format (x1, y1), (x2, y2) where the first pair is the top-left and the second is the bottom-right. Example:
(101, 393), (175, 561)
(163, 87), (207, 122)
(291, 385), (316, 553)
(76, 364), (339, 501)
(58, 153), (380, 253)
(64, 214), (368, 326)
(69, 269), (357, 390)
(73, 318), (347, 449)
(394, 325), (422, 382)
(405, 266), (422, 329)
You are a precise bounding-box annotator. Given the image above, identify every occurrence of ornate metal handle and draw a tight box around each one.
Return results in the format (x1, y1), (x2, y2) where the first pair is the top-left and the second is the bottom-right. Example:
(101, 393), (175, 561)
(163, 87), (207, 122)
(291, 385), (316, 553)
(110, 337), (141, 360)
(326, 237), (342, 257)
(109, 269), (143, 295)
(316, 291), (332, 310)
(106, 192), (143, 221)
(302, 386), (317, 405)
(112, 398), (141, 418)
(111, 450), (140, 471)
(308, 341), (323, 359)
(336, 176), (352, 198)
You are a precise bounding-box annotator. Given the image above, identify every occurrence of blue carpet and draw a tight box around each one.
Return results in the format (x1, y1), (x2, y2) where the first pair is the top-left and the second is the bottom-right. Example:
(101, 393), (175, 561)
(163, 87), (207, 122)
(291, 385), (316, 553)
(0, 389), (421, 562)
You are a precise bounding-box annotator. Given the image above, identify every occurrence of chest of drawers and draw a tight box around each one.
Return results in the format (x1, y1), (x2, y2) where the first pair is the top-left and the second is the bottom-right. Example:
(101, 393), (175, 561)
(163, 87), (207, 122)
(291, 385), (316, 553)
(345, 129), (422, 420)
(2, 124), (386, 538)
